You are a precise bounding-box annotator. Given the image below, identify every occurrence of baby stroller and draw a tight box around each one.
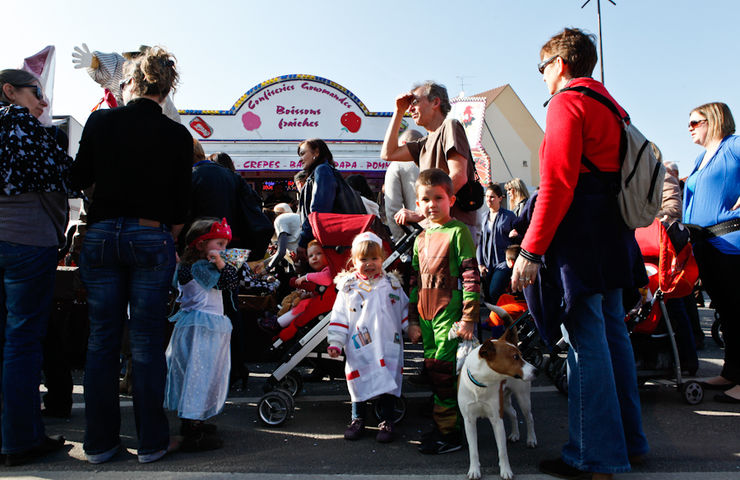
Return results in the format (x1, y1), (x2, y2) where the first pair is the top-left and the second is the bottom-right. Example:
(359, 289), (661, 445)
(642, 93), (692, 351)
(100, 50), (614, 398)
(627, 219), (702, 404)
(483, 295), (547, 371)
(256, 212), (422, 426)
(547, 220), (703, 404)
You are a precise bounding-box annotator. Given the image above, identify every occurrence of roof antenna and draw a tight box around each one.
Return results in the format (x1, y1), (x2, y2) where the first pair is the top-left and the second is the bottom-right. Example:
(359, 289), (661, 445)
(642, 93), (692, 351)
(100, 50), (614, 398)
(581, 0), (616, 84)
(456, 75), (473, 98)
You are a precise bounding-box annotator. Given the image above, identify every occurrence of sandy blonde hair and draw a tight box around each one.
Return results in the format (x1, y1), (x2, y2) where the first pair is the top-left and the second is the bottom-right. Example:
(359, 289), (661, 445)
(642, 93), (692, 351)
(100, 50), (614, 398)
(124, 46), (179, 101)
(691, 102), (735, 143)
(505, 178), (529, 207)
(349, 240), (386, 271)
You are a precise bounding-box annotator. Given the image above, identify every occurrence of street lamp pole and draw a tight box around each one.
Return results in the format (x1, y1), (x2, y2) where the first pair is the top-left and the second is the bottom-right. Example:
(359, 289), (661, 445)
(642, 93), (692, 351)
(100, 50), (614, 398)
(581, 0), (616, 84)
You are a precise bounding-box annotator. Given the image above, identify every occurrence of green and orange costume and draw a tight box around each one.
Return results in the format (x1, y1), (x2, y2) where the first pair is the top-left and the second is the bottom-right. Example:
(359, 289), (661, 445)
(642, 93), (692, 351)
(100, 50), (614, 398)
(410, 219), (480, 435)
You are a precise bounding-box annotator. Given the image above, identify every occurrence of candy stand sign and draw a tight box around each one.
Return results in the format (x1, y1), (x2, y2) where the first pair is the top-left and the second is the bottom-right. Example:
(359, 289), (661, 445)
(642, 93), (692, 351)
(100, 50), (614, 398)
(180, 75), (393, 143)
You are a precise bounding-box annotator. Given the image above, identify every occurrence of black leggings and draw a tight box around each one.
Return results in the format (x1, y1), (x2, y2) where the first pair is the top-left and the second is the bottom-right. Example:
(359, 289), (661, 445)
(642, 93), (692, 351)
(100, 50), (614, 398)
(692, 240), (740, 383)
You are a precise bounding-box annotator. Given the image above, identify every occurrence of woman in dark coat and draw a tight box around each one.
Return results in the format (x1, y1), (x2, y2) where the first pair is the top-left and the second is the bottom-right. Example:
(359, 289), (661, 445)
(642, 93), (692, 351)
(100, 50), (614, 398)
(296, 138), (364, 259)
(71, 46), (192, 464)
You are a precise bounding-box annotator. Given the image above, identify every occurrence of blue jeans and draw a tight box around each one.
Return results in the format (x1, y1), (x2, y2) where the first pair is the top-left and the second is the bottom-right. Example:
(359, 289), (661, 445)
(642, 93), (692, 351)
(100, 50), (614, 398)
(561, 289), (648, 473)
(352, 394), (395, 422)
(485, 266), (512, 304)
(80, 219), (175, 456)
(0, 241), (56, 454)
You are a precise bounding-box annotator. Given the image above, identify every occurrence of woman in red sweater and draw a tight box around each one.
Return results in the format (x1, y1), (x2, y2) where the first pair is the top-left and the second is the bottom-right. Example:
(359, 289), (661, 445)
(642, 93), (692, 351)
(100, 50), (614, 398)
(512, 28), (648, 479)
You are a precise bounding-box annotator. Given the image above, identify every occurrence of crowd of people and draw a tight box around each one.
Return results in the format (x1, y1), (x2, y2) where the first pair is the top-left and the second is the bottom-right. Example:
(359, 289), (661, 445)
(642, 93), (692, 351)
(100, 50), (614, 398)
(1, 26), (738, 480)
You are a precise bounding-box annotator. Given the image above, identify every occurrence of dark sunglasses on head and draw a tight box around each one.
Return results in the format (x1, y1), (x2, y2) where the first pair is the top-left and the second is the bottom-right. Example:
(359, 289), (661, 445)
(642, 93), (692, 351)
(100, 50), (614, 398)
(538, 55), (559, 74)
(119, 77), (133, 92)
(688, 119), (707, 129)
(13, 84), (43, 100)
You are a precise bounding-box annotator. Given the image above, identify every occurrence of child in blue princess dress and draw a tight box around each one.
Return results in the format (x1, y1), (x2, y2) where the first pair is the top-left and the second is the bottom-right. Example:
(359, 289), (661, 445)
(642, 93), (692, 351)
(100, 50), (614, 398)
(165, 217), (240, 452)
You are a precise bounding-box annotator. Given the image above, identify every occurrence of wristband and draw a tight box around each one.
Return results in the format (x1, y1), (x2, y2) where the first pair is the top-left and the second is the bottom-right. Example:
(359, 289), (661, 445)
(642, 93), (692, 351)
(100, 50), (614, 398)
(519, 248), (542, 264)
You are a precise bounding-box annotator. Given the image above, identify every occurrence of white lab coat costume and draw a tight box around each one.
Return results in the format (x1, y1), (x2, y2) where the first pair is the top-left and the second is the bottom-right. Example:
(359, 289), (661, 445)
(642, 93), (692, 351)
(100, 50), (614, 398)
(328, 271), (409, 402)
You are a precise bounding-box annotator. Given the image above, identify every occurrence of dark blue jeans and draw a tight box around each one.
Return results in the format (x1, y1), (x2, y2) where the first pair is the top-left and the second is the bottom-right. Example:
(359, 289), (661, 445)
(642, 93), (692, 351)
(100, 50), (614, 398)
(485, 266), (512, 304)
(0, 241), (56, 454)
(80, 219), (175, 456)
(352, 394), (395, 423)
(561, 289), (648, 473)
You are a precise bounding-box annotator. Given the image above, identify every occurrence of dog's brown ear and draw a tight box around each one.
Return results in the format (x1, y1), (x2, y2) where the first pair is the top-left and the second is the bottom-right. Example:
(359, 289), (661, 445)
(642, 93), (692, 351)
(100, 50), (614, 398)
(479, 339), (497, 360)
(503, 326), (519, 345)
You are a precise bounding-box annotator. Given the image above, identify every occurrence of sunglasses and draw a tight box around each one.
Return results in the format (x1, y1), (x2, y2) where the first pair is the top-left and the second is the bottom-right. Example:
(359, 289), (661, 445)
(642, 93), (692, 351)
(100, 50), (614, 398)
(688, 119), (707, 129)
(538, 55), (559, 74)
(13, 84), (43, 100)
(119, 77), (133, 92)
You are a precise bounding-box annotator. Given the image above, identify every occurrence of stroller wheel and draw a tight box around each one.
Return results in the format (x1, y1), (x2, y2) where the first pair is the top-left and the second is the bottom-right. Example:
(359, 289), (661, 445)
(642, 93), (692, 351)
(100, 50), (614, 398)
(554, 360), (568, 395)
(278, 371), (303, 397)
(711, 313), (724, 348)
(524, 347), (544, 371)
(373, 395), (407, 424)
(274, 387), (296, 411)
(257, 391), (294, 427)
(681, 381), (704, 405)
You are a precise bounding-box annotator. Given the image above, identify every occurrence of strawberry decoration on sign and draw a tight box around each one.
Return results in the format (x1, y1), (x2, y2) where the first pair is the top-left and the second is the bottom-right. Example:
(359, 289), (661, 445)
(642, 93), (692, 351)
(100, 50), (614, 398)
(340, 111), (361, 133)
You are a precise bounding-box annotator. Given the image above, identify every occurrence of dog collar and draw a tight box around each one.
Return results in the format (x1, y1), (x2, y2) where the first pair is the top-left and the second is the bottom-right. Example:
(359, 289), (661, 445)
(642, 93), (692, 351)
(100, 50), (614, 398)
(466, 367), (488, 388)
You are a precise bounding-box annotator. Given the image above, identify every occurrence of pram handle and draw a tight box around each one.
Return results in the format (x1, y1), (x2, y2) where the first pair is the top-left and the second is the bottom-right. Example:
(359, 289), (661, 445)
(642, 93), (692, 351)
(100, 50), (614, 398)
(266, 232), (291, 271)
(399, 222), (422, 236)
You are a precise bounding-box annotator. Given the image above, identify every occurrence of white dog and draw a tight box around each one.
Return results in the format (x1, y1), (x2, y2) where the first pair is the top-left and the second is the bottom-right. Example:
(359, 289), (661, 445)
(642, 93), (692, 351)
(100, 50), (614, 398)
(458, 312), (537, 480)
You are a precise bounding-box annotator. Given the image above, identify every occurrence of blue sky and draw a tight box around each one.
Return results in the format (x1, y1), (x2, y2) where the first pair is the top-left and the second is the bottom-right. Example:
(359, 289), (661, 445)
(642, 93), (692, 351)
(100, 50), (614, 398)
(4, 0), (739, 176)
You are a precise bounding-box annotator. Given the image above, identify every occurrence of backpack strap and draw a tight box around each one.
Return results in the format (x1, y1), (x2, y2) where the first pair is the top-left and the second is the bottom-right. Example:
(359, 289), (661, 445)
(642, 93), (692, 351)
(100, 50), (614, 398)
(558, 85), (630, 123)
(548, 85), (630, 173)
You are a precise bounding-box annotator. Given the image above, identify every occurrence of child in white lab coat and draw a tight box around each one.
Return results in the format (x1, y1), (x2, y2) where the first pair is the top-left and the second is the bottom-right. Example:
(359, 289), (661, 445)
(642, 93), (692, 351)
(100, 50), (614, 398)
(327, 232), (408, 443)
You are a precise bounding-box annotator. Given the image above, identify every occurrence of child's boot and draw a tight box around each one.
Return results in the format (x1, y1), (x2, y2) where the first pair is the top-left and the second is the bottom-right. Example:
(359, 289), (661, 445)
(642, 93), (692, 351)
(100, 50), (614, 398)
(343, 418), (365, 440)
(375, 420), (394, 443)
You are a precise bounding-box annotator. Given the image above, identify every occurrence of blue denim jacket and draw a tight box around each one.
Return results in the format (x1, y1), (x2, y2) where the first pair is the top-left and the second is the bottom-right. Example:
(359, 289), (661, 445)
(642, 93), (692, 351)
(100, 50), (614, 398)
(477, 207), (517, 271)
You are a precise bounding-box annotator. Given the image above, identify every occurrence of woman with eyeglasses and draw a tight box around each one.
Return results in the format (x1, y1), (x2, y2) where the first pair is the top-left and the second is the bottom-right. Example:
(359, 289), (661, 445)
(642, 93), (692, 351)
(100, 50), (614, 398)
(70, 46), (192, 464)
(511, 28), (648, 479)
(684, 102), (740, 404)
(504, 178), (530, 217)
(0, 69), (73, 465)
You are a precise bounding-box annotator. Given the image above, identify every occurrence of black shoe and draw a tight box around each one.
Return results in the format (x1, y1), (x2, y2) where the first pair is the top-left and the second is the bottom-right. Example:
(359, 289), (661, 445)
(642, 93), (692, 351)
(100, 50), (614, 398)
(5, 435), (66, 466)
(538, 458), (589, 479)
(179, 432), (223, 452)
(181, 420), (218, 436)
(418, 430), (462, 455)
(714, 392), (740, 404)
(41, 407), (71, 419)
(699, 381), (736, 391)
(229, 365), (250, 391)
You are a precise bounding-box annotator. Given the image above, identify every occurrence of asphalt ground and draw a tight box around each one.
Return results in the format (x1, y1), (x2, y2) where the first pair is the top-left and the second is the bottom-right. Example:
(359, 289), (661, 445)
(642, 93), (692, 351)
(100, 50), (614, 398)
(6, 306), (740, 479)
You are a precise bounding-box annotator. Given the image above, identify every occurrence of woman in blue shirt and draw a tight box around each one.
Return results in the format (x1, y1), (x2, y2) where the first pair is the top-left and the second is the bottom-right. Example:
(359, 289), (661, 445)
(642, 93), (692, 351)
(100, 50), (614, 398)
(684, 102), (740, 403)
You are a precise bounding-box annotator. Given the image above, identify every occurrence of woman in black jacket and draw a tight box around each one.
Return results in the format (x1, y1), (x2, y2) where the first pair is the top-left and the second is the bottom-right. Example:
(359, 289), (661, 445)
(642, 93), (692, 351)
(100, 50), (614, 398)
(71, 46), (192, 465)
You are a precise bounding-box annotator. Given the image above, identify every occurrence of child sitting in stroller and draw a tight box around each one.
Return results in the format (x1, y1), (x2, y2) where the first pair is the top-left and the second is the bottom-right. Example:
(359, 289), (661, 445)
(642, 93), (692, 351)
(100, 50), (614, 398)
(259, 240), (334, 337)
(487, 245), (528, 336)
